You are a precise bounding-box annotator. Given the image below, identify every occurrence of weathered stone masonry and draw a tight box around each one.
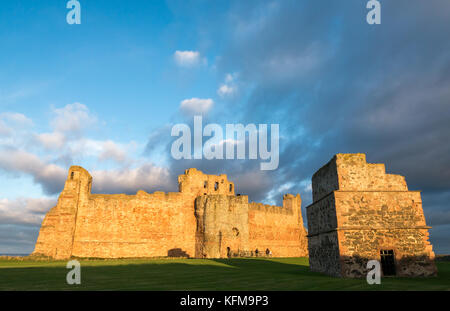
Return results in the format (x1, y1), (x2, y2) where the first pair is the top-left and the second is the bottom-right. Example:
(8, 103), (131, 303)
(306, 154), (437, 277)
(33, 167), (308, 259)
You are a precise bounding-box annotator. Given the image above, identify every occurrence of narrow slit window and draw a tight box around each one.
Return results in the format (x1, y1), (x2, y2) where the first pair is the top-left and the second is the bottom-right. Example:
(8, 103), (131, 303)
(70, 172), (74, 180)
(204, 181), (207, 188)
(214, 182), (219, 191)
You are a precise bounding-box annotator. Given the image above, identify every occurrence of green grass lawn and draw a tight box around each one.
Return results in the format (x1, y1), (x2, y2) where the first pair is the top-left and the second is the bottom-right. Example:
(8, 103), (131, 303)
(0, 257), (449, 291)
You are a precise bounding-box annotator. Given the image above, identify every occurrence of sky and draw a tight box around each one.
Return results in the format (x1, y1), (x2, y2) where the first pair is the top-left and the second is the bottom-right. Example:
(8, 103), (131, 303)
(0, 0), (449, 254)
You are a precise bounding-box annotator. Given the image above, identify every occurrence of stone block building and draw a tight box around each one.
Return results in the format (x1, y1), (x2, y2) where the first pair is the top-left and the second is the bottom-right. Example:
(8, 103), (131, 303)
(306, 153), (437, 277)
(33, 167), (308, 259)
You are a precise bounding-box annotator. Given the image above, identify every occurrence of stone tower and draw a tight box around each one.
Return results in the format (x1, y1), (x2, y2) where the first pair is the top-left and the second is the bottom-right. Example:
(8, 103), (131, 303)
(33, 166), (92, 259)
(306, 153), (437, 278)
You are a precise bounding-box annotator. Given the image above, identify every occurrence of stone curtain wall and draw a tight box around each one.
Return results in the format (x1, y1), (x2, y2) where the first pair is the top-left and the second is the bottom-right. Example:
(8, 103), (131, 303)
(307, 154), (437, 278)
(248, 194), (308, 257)
(34, 167), (198, 259)
(33, 166), (308, 259)
(71, 192), (197, 258)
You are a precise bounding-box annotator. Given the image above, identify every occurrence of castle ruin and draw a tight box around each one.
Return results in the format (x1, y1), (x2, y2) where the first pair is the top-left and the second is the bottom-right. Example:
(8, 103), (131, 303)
(33, 153), (437, 278)
(33, 167), (308, 259)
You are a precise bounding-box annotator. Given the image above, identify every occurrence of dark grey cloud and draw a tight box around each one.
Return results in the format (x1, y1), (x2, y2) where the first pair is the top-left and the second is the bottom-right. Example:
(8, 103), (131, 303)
(0, 224), (39, 255)
(429, 225), (450, 255)
(0, 197), (56, 226)
(0, 148), (66, 195)
(214, 2), (450, 189)
(422, 191), (450, 227)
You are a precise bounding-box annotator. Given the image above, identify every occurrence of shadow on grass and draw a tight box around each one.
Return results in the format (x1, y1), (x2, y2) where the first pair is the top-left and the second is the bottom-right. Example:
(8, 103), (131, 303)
(0, 258), (448, 291)
(210, 257), (315, 275)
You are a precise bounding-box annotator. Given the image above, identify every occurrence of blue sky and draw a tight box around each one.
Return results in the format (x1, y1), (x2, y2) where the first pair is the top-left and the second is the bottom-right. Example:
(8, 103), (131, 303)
(0, 0), (449, 254)
(1, 1), (219, 139)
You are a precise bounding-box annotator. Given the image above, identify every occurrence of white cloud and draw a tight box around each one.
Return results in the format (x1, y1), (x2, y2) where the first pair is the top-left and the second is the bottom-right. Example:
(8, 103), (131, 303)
(65, 138), (136, 164)
(180, 98), (214, 114)
(0, 112), (33, 126)
(51, 102), (97, 134)
(218, 84), (236, 97)
(0, 197), (56, 226)
(0, 120), (11, 137)
(29, 103), (98, 151)
(44, 103), (136, 165)
(35, 132), (66, 150)
(0, 149), (66, 194)
(217, 73), (238, 98)
(98, 140), (128, 163)
(91, 164), (172, 194)
(0, 112), (33, 137)
(174, 50), (206, 67)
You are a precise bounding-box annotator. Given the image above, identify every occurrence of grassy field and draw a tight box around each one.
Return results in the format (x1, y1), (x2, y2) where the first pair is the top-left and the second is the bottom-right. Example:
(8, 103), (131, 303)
(0, 257), (449, 291)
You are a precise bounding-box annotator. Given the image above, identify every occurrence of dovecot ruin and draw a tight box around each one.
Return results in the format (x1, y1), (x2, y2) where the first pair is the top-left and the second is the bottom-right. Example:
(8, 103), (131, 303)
(306, 153), (437, 277)
(33, 167), (308, 260)
(33, 153), (437, 278)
